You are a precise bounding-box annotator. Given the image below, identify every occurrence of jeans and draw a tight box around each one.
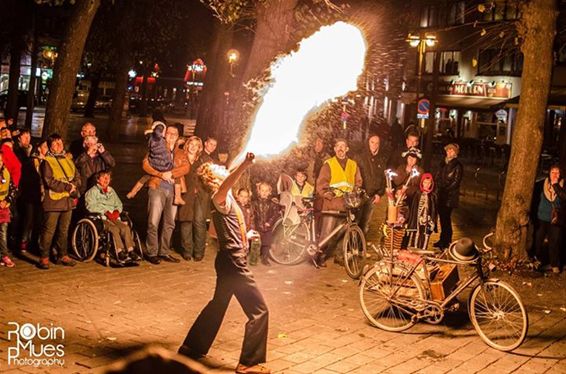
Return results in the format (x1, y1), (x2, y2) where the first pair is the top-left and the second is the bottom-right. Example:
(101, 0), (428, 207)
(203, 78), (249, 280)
(180, 197), (207, 259)
(357, 199), (376, 235)
(40, 210), (72, 258)
(438, 205), (453, 246)
(180, 250), (269, 366)
(0, 223), (8, 256)
(146, 187), (177, 257)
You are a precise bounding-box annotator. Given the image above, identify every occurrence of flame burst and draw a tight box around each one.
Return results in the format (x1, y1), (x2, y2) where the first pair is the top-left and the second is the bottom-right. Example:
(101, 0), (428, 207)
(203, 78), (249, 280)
(239, 21), (367, 160)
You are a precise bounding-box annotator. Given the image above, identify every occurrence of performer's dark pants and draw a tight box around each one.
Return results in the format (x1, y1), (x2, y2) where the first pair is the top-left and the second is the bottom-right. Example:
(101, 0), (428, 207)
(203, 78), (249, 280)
(179, 250), (269, 366)
(438, 205), (453, 246)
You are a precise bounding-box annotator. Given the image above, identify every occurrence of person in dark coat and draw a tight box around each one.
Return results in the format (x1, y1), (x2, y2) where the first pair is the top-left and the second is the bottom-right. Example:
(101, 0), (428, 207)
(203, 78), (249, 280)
(69, 122), (96, 160)
(434, 143), (463, 249)
(75, 135), (116, 195)
(392, 147), (424, 212)
(252, 182), (280, 266)
(17, 138), (48, 254)
(531, 165), (566, 273)
(354, 134), (388, 234)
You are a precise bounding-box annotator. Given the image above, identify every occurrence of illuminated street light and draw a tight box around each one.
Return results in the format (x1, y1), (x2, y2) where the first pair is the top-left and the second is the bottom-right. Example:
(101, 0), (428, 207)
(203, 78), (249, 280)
(226, 48), (240, 77)
(406, 33), (437, 101)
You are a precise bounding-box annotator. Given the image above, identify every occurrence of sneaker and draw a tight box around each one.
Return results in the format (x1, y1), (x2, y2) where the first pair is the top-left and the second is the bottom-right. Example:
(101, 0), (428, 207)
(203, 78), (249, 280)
(38, 257), (50, 270)
(147, 256), (161, 265)
(181, 252), (192, 261)
(1, 255), (15, 268)
(58, 255), (76, 267)
(236, 363), (271, 374)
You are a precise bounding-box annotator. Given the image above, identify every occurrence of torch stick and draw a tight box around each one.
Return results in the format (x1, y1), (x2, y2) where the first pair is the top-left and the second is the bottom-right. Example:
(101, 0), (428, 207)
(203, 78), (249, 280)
(395, 168), (420, 207)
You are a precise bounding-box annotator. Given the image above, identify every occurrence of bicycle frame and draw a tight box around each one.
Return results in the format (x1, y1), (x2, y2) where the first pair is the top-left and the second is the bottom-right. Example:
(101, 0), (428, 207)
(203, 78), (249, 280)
(307, 209), (357, 250)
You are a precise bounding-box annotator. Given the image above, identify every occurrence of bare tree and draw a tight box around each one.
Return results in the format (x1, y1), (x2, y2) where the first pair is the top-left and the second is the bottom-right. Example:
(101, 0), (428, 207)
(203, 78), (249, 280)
(43, 0), (100, 139)
(494, 0), (558, 260)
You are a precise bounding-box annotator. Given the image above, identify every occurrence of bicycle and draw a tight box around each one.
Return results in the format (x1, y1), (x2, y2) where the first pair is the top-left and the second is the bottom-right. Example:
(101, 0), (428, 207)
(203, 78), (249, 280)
(359, 232), (528, 351)
(269, 188), (367, 279)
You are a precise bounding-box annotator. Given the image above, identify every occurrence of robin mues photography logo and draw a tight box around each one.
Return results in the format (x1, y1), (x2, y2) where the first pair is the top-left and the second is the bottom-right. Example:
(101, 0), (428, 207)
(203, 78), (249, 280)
(7, 322), (65, 368)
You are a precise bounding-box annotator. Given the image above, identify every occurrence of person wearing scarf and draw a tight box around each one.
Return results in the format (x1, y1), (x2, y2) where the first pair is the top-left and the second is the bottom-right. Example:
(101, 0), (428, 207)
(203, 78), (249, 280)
(533, 165), (566, 274)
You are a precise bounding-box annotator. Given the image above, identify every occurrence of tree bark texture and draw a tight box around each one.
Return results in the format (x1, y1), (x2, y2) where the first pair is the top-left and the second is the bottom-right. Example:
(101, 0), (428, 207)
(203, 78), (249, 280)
(229, 0), (298, 153)
(83, 73), (100, 118)
(43, 0), (101, 139)
(25, 13), (38, 129)
(108, 1), (134, 142)
(195, 21), (233, 139)
(494, 0), (557, 259)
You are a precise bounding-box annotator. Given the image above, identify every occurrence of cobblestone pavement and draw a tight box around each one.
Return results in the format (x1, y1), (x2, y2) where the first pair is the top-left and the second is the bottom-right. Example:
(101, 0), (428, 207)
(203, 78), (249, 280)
(0, 114), (565, 373)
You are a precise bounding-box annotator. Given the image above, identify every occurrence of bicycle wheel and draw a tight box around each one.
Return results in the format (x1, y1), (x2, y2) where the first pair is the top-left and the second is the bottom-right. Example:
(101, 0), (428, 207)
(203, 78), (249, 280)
(469, 280), (528, 351)
(343, 224), (367, 279)
(359, 261), (425, 331)
(269, 219), (310, 265)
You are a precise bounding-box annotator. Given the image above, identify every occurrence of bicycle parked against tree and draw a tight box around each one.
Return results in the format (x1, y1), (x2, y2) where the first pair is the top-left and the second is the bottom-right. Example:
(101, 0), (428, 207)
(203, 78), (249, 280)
(359, 232), (528, 351)
(269, 187), (367, 278)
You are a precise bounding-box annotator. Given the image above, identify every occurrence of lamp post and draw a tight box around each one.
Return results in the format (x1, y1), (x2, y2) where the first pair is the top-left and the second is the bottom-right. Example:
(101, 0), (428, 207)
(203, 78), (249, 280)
(406, 33), (437, 103)
(226, 48), (240, 78)
(407, 33), (438, 169)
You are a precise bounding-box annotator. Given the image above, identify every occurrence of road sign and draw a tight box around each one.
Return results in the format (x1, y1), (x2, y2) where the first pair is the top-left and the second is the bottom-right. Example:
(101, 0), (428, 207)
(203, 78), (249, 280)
(417, 98), (430, 119)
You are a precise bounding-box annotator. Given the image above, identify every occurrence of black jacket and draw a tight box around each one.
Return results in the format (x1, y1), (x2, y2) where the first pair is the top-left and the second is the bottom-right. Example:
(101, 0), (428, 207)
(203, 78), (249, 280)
(354, 146), (388, 198)
(75, 151), (116, 195)
(435, 157), (463, 208)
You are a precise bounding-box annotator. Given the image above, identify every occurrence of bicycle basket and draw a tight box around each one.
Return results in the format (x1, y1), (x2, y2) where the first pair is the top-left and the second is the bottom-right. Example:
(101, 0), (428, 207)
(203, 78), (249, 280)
(344, 190), (363, 209)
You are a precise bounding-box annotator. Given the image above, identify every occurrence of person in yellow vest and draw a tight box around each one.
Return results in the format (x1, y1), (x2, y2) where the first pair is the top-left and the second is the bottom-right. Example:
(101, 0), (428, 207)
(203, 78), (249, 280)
(315, 138), (362, 267)
(0, 152), (17, 268)
(37, 134), (81, 270)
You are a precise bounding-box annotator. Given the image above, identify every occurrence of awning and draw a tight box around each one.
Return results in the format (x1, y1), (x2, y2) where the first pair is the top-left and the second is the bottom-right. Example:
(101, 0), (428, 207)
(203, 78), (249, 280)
(435, 95), (508, 110)
(501, 93), (566, 111)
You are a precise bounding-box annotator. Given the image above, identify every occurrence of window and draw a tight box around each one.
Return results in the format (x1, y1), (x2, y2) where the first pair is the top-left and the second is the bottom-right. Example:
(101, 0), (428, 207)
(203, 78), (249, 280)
(420, 5), (438, 28)
(447, 1), (465, 25)
(482, 0), (520, 22)
(478, 48), (523, 75)
(424, 51), (461, 75)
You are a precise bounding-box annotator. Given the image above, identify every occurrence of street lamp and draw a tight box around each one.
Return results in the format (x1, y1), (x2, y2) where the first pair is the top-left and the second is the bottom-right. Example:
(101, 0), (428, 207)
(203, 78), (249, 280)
(226, 49), (240, 77)
(406, 33), (437, 102)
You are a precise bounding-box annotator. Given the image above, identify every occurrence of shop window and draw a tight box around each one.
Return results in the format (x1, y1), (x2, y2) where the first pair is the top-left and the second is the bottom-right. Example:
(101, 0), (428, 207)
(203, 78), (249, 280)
(478, 48), (523, 75)
(482, 0), (520, 22)
(424, 51), (461, 75)
(447, 1), (465, 25)
(420, 5), (438, 28)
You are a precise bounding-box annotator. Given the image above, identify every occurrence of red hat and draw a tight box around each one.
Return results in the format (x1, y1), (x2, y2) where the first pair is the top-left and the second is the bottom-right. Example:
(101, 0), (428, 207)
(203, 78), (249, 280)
(420, 173), (434, 192)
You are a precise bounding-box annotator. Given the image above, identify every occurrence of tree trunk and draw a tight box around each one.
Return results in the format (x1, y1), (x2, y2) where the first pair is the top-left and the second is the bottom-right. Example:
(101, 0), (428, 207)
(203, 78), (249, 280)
(43, 0), (101, 139)
(83, 73), (100, 118)
(229, 0), (298, 152)
(108, 1), (134, 142)
(195, 21), (233, 139)
(6, 42), (22, 122)
(494, 0), (557, 259)
(25, 13), (38, 130)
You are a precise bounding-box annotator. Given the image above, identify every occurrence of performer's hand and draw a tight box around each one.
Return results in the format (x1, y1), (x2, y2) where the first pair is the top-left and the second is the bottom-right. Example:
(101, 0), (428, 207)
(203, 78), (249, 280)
(244, 152), (255, 165)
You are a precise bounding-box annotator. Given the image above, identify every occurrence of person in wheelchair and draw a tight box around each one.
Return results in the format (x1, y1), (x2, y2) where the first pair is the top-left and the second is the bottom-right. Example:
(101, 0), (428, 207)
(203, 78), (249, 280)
(85, 170), (139, 262)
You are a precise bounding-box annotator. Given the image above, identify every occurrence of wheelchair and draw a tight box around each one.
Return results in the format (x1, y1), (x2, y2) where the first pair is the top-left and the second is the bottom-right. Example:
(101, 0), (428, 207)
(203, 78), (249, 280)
(70, 211), (144, 267)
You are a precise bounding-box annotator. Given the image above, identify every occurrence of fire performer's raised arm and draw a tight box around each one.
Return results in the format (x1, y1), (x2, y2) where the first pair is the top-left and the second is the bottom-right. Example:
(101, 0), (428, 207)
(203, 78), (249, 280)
(213, 152), (255, 206)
